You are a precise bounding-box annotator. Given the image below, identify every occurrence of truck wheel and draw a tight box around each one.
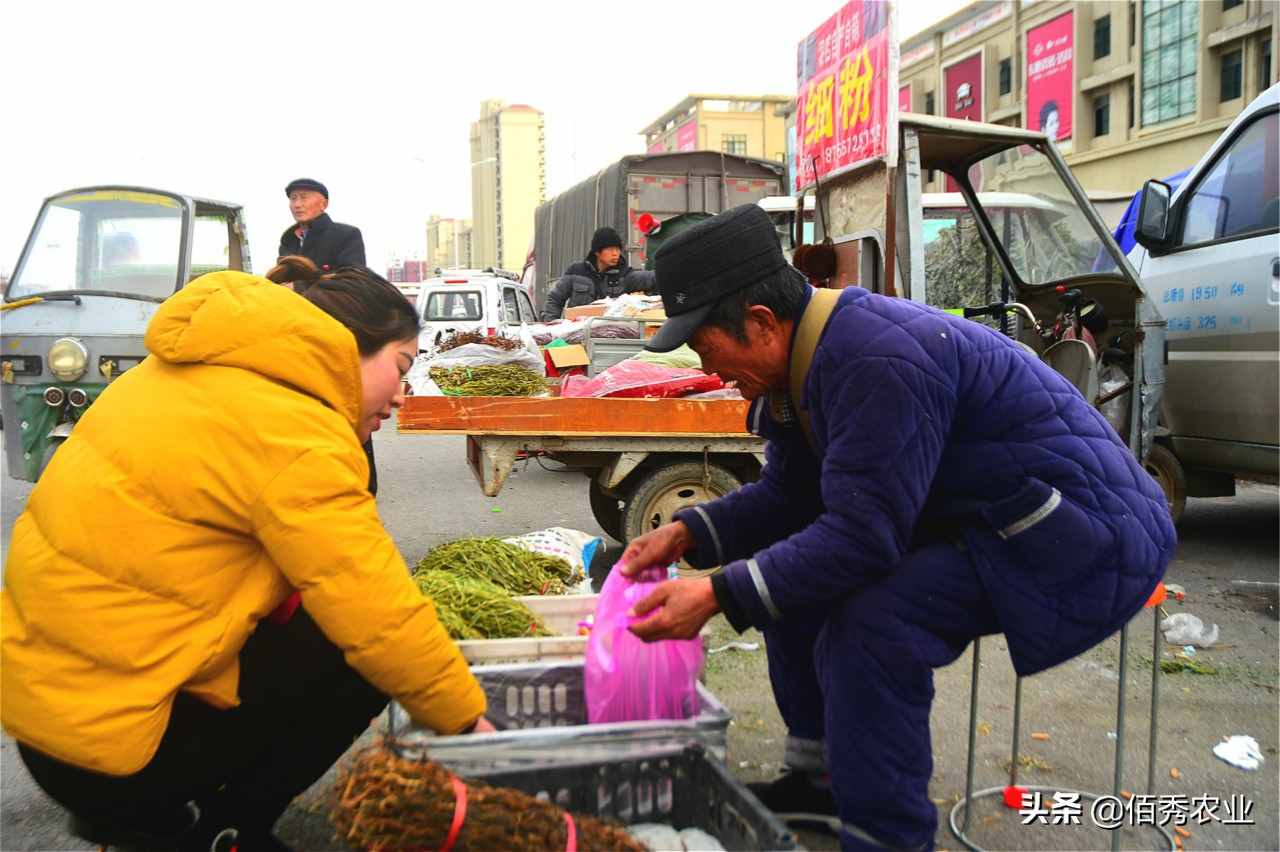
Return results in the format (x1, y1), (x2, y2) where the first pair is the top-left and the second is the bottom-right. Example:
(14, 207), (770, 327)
(621, 462), (742, 575)
(588, 478), (624, 542)
(1144, 443), (1187, 524)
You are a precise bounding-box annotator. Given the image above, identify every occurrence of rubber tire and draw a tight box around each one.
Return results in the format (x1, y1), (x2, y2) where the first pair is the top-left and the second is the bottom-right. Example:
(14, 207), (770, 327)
(1143, 443), (1187, 524)
(588, 477), (625, 543)
(621, 461), (742, 551)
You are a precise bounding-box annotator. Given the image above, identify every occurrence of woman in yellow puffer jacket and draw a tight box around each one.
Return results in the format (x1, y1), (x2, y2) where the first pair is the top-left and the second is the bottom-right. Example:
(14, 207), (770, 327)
(2, 263), (490, 852)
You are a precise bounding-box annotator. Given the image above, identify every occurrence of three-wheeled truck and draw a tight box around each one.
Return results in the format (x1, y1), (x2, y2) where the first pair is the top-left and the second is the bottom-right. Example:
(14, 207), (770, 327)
(1, 186), (251, 481)
(406, 111), (1166, 551)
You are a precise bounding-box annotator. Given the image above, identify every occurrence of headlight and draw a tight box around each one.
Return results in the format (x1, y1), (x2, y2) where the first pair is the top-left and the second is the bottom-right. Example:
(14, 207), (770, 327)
(47, 338), (88, 382)
(67, 388), (89, 408)
(43, 387), (66, 407)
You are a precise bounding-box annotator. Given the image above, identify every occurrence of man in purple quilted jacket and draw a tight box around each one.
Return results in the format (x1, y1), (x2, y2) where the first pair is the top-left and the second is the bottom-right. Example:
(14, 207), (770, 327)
(621, 204), (1176, 850)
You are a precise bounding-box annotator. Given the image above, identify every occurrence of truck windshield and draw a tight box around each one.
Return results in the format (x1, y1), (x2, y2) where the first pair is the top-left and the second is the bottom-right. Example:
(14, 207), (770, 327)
(423, 290), (482, 321)
(967, 145), (1125, 286)
(6, 190), (185, 301)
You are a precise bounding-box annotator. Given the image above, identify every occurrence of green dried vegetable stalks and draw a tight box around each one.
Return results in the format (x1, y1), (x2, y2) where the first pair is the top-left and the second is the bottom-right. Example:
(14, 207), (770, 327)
(428, 365), (546, 397)
(415, 537), (580, 596)
(413, 570), (552, 640)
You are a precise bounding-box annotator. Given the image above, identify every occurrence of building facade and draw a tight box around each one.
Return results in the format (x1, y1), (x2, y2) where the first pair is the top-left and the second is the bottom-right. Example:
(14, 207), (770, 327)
(425, 215), (472, 272)
(899, 0), (1277, 195)
(469, 100), (546, 273)
(640, 95), (794, 163)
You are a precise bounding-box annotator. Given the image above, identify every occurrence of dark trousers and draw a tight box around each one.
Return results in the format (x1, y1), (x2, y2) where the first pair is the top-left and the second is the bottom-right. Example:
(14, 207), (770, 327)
(19, 608), (388, 844)
(765, 542), (1001, 851)
(364, 437), (378, 495)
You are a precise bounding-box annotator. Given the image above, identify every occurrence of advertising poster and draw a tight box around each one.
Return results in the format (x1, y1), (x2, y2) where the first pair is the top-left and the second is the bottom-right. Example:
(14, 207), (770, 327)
(899, 83), (912, 114)
(1026, 12), (1074, 142)
(795, 0), (897, 190)
(675, 119), (698, 152)
(943, 52), (983, 190)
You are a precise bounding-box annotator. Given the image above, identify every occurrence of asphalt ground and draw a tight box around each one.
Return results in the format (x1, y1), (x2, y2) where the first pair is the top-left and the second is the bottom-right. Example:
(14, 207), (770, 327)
(2, 420), (1276, 851)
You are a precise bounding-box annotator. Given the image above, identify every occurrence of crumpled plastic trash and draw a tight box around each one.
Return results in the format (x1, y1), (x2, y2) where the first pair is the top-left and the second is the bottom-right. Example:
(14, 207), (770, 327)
(1213, 735), (1265, 771)
(1160, 612), (1219, 647)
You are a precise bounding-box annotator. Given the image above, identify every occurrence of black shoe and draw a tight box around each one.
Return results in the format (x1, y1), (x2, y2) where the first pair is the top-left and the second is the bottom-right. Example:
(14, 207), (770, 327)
(746, 771), (841, 835)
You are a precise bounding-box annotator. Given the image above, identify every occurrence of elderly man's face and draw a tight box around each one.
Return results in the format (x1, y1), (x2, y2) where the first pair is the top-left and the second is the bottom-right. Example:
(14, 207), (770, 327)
(688, 306), (791, 401)
(289, 190), (328, 226)
(595, 246), (622, 269)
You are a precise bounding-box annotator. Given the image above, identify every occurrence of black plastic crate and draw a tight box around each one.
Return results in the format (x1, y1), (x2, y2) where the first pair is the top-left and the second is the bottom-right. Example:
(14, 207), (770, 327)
(473, 743), (796, 851)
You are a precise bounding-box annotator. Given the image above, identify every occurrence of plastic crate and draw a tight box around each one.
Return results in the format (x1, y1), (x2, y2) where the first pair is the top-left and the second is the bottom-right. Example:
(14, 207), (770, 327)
(474, 743), (795, 851)
(454, 594), (596, 664)
(387, 660), (731, 772)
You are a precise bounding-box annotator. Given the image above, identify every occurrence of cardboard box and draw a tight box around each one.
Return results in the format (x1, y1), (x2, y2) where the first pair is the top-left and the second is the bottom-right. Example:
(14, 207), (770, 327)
(546, 344), (589, 369)
(564, 304), (608, 320)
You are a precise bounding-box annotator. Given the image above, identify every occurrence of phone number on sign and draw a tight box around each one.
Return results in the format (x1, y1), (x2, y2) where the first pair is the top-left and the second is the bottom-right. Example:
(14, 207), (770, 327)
(1019, 791), (1255, 828)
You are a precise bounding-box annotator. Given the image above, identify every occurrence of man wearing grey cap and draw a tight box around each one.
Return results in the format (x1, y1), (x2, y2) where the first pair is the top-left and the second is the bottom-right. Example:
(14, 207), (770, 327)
(278, 178), (366, 270)
(619, 204), (1174, 849)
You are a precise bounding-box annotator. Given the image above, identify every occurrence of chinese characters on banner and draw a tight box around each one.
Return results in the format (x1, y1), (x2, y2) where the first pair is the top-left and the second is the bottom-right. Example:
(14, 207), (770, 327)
(796, 0), (896, 190)
(943, 52), (984, 191)
(675, 120), (698, 152)
(1026, 12), (1074, 142)
(899, 83), (912, 114)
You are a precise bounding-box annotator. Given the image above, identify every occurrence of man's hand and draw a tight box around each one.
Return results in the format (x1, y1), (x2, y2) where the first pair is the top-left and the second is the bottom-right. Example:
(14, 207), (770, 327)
(619, 521), (694, 577)
(627, 577), (719, 642)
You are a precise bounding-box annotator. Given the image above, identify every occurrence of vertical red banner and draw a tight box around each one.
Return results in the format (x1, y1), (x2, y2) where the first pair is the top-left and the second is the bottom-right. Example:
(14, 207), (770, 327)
(898, 83), (912, 114)
(675, 120), (698, 152)
(795, 0), (895, 190)
(943, 52), (984, 191)
(1026, 12), (1074, 142)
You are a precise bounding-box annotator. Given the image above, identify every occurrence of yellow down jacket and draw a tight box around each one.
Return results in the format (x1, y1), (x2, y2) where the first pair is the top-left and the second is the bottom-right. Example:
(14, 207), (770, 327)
(1, 272), (485, 775)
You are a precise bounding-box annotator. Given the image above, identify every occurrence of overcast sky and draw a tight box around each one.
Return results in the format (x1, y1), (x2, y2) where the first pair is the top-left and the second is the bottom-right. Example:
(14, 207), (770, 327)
(0, 0), (966, 277)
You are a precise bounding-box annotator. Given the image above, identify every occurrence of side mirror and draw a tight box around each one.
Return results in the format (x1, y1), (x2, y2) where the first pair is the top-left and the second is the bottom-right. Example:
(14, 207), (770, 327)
(1134, 179), (1172, 251)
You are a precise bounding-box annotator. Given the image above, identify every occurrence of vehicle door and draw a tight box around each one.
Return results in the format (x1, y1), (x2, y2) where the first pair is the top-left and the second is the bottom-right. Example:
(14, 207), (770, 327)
(1134, 106), (1279, 449)
(499, 285), (522, 336)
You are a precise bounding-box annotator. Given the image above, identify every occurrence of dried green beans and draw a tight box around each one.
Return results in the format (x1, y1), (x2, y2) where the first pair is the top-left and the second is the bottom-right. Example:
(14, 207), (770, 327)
(413, 570), (552, 640)
(429, 365), (546, 397)
(415, 538), (580, 596)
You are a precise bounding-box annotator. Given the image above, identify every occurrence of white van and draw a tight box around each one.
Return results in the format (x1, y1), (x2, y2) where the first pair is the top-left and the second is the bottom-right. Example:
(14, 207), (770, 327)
(1127, 83), (1279, 520)
(414, 269), (537, 352)
(758, 195), (816, 260)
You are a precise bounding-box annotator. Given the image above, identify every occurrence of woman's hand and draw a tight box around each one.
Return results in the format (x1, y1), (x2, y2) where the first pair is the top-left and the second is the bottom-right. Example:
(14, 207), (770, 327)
(618, 521), (693, 576)
(467, 716), (496, 734)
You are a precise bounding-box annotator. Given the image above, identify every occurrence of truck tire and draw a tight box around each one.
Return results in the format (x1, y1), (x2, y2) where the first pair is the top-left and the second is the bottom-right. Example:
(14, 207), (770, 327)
(588, 478), (624, 543)
(621, 461), (742, 575)
(1144, 443), (1187, 524)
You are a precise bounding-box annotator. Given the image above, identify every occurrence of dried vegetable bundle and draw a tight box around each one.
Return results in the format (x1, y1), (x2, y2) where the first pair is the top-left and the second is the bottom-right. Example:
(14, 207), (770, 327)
(333, 746), (645, 852)
(416, 537), (580, 596)
(429, 365), (546, 396)
(412, 570), (551, 640)
(438, 330), (523, 352)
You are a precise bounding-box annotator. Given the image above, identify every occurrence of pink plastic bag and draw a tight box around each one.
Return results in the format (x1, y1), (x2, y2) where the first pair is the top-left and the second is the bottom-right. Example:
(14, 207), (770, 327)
(560, 360), (724, 399)
(584, 564), (704, 724)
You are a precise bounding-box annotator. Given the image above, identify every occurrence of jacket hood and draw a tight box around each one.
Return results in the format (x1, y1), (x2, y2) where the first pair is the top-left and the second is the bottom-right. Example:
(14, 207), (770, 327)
(145, 271), (362, 428)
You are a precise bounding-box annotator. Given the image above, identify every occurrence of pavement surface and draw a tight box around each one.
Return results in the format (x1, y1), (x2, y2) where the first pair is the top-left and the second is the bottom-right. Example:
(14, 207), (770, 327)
(1, 419), (1276, 851)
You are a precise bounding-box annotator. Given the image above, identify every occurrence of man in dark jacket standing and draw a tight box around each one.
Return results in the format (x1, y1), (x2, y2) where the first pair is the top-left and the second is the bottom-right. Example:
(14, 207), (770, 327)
(540, 226), (655, 320)
(619, 205), (1176, 850)
(278, 178), (366, 270)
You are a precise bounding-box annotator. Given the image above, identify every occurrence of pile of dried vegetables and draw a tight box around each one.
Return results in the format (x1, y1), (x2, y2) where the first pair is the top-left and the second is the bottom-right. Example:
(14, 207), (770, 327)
(416, 537), (580, 596)
(412, 571), (550, 640)
(438, 330), (523, 352)
(429, 365), (545, 396)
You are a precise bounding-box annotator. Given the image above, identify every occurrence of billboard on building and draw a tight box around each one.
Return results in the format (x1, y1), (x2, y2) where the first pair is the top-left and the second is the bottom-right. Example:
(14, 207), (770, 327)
(795, 0), (898, 190)
(943, 51), (984, 191)
(1026, 11), (1074, 142)
(647, 138), (667, 154)
(899, 83), (912, 113)
(675, 119), (698, 152)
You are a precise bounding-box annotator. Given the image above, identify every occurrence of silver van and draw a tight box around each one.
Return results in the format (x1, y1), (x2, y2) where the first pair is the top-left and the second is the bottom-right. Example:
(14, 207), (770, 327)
(414, 269), (536, 351)
(1128, 83), (1279, 521)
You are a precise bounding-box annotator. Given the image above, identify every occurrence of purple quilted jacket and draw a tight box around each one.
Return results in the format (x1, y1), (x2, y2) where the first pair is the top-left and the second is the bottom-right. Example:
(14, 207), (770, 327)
(677, 286), (1176, 676)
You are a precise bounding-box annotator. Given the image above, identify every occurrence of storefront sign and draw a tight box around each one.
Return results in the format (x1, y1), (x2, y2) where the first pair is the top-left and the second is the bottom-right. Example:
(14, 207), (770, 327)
(944, 52), (983, 191)
(1026, 11), (1074, 142)
(795, 0), (898, 190)
(675, 119), (698, 152)
(900, 39), (935, 68)
(942, 1), (1011, 47)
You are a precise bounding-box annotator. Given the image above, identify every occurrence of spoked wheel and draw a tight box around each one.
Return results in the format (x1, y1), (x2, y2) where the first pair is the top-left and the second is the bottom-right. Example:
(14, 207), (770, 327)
(621, 461), (742, 577)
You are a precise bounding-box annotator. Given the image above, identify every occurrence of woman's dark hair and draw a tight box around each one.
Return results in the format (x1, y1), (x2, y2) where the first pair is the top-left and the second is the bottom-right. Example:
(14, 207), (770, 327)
(1039, 100), (1060, 131)
(703, 266), (808, 344)
(266, 255), (420, 356)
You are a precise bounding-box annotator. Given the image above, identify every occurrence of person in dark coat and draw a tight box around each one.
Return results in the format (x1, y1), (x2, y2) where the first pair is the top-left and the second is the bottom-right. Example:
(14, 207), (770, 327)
(540, 226), (655, 320)
(277, 178), (366, 270)
(618, 204), (1176, 850)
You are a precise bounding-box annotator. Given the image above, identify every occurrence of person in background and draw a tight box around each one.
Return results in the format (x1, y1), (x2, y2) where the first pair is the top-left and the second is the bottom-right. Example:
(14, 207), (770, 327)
(617, 204), (1175, 851)
(277, 178), (366, 270)
(540, 226), (655, 320)
(3, 264), (491, 852)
